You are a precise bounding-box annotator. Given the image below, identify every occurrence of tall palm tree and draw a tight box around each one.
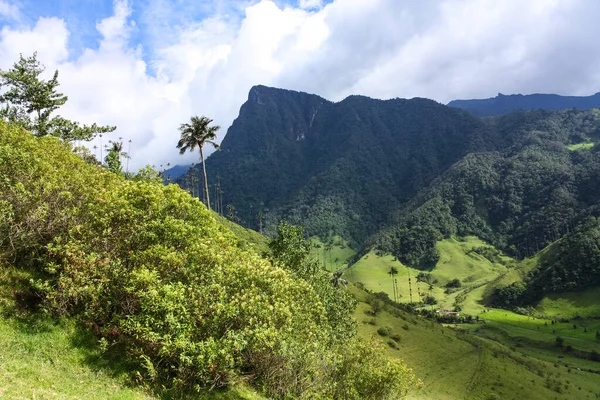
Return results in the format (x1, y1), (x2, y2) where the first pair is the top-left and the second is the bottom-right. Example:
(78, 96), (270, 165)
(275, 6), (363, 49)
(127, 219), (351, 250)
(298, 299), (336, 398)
(176, 116), (220, 210)
(389, 266), (399, 302)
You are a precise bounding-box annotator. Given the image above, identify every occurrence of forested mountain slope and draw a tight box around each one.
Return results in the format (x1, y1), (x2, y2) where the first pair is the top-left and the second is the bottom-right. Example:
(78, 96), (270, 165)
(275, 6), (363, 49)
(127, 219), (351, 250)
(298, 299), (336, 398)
(179, 87), (600, 303)
(449, 92), (600, 116)
(373, 109), (600, 269)
(187, 85), (492, 245)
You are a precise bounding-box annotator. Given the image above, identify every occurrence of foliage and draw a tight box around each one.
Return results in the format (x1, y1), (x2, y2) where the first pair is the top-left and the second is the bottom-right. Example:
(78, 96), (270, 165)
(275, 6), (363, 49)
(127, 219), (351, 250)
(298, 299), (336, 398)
(269, 222), (357, 341)
(104, 140), (127, 175)
(445, 278), (462, 288)
(375, 108), (600, 269)
(0, 53), (115, 141)
(184, 85), (490, 243)
(177, 116), (220, 210)
(0, 123), (418, 398)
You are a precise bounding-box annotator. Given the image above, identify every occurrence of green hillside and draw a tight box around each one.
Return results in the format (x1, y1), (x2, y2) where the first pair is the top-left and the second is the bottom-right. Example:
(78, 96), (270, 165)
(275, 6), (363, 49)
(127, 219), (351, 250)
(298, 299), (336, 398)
(351, 285), (600, 400)
(0, 122), (418, 399)
(345, 237), (515, 313)
(309, 235), (356, 271)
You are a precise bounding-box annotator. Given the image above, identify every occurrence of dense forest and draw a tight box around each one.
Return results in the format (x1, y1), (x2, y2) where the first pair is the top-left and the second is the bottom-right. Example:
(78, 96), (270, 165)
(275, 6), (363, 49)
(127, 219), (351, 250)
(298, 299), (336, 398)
(183, 85), (492, 246)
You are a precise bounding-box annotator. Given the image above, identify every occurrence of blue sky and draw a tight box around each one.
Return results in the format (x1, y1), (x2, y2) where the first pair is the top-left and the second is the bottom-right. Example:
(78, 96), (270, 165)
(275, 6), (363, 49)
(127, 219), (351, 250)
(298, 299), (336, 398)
(2, 0), (333, 69)
(1, 0), (600, 169)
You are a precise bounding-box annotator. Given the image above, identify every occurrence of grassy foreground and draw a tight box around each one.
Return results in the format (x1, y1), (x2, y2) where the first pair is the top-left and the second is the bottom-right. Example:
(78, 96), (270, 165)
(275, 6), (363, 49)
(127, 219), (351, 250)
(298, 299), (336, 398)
(0, 268), (263, 400)
(0, 312), (264, 399)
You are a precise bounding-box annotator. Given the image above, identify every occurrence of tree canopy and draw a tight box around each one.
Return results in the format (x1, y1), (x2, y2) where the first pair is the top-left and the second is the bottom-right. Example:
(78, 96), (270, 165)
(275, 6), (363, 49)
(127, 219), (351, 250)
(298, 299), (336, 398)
(0, 53), (115, 141)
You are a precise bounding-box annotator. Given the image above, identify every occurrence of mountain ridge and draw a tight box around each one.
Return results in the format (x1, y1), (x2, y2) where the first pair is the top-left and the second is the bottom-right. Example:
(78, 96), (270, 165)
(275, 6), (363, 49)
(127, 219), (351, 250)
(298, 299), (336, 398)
(448, 91), (600, 116)
(191, 85), (491, 245)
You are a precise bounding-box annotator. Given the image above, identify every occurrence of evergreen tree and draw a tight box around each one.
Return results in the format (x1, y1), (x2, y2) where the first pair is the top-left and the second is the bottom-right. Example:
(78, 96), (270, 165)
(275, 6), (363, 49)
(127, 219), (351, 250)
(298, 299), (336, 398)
(0, 53), (115, 141)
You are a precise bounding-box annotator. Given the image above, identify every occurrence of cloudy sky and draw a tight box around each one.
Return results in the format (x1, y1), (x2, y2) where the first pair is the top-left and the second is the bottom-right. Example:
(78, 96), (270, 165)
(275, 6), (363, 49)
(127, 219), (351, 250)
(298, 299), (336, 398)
(1, 0), (600, 169)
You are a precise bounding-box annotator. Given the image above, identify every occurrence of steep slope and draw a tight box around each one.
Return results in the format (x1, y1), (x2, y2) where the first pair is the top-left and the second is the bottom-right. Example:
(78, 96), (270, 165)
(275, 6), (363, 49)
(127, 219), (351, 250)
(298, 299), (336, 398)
(448, 92), (600, 117)
(187, 85), (491, 245)
(373, 109), (600, 267)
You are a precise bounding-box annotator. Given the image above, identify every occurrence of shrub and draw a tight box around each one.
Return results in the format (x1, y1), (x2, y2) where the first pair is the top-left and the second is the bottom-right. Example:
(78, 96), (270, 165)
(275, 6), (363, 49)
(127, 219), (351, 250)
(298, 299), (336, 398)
(377, 326), (392, 337)
(445, 278), (462, 288)
(0, 125), (420, 398)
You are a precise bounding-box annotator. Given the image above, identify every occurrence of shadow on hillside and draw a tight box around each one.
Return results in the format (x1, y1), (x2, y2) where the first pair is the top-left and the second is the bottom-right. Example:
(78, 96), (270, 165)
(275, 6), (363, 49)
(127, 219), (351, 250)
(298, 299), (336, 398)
(8, 308), (251, 400)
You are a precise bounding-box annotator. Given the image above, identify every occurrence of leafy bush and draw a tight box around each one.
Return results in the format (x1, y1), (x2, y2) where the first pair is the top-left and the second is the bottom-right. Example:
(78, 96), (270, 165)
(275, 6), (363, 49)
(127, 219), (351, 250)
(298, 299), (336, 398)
(377, 326), (392, 337)
(0, 124), (419, 398)
(445, 278), (462, 288)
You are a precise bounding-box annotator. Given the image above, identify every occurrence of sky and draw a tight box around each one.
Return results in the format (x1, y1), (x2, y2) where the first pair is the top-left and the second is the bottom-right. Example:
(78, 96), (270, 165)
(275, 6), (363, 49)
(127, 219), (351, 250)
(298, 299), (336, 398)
(1, 0), (600, 169)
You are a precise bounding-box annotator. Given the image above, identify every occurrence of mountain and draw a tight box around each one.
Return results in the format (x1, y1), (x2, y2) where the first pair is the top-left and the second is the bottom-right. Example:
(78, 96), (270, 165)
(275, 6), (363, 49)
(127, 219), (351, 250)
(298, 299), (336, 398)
(162, 163), (191, 183)
(189, 85), (492, 245)
(448, 92), (600, 116)
(179, 86), (600, 301)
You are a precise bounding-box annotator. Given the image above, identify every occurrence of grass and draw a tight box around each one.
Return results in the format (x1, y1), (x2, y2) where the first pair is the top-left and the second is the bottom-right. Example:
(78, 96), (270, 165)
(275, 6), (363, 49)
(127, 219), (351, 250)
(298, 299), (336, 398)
(212, 213), (269, 253)
(309, 235), (356, 271)
(0, 266), (264, 400)
(567, 142), (594, 151)
(537, 286), (600, 318)
(347, 235), (600, 398)
(345, 237), (512, 312)
(351, 285), (600, 400)
(0, 314), (151, 400)
(475, 309), (600, 352)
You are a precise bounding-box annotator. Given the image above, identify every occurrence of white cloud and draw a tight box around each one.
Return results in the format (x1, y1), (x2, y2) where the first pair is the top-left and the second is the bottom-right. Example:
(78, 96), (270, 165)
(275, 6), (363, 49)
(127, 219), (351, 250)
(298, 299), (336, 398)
(2, 0), (600, 170)
(299, 0), (323, 10)
(0, 0), (19, 20)
(0, 17), (69, 70)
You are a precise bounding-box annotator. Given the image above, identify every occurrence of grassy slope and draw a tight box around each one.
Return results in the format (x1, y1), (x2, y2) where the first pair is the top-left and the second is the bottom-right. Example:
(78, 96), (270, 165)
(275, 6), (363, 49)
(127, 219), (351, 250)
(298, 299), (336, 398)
(537, 286), (600, 318)
(212, 213), (269, 253)
(0, 313), (264, 400)
(351, 286), (600, 400)
(0, 315), (151, 400)
(309, 235), (356, 272)
(345, 237), (511, 312)
(346, 237), (600, 399)
(0, 255), (266, 398)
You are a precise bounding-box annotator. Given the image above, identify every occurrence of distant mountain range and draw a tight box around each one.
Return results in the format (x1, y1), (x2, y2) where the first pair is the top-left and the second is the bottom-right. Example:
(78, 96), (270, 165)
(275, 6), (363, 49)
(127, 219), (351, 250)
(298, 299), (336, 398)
(162, 164), (192, 183)
(448, 92), (600, 116)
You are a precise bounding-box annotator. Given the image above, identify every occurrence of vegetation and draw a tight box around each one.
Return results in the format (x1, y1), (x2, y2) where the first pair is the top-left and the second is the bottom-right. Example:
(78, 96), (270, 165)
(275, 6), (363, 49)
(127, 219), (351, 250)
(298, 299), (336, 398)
(184, 86), (600, 310)
(0, 53), (115, 141)
(352, 284), (600, 400)
(0, 122), (418, 398)
(492, 217), (600, 307)
(177, 116), (220, 210)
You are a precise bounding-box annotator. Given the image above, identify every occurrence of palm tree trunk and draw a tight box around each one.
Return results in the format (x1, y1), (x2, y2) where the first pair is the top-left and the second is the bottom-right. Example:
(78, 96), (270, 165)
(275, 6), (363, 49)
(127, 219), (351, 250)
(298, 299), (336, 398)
(200, 145), (211, 211)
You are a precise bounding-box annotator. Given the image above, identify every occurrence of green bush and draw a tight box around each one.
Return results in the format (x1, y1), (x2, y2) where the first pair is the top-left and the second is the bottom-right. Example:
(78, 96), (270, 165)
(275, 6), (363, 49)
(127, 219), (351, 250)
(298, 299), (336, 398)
(377, 326), (392, 337)
(0, 124), (419, 399)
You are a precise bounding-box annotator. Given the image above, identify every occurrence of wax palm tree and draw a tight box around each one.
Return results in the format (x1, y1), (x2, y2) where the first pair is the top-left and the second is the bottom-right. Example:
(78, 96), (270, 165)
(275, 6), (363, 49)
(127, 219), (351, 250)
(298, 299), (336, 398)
(389, 266), (399, 302)
(176, 116), (220, 210)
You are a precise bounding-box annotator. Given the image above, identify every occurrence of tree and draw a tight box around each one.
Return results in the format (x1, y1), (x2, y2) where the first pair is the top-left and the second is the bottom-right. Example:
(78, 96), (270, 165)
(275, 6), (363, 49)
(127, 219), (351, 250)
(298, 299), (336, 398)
(104, 140), (128, 175)
(176, 116), (220, 210)
(0, 53), (115, 141)
(389, 266), (399, 302)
